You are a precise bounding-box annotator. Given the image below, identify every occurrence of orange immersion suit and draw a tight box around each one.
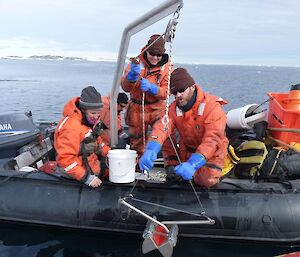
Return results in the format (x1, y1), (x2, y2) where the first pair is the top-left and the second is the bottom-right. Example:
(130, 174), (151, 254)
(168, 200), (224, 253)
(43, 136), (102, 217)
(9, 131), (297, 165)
(151, 86), (229, 187)
(98, 96), (123, 145)
(121, 49), (171, 157)
(54, 97), (110, 181)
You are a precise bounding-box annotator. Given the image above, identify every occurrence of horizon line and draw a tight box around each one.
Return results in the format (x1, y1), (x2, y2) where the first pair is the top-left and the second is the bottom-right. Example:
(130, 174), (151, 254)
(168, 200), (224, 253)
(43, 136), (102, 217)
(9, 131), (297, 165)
(1, 54), (299, 68)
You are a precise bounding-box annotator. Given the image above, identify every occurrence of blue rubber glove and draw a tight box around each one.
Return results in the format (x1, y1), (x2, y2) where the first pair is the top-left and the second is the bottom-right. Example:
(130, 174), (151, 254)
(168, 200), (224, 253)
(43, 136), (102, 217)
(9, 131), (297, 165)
(140, 78), (159, 95)
(175, 153), (206, 180)
(139, 141), (161, 171)
(126, 62), (141, 82)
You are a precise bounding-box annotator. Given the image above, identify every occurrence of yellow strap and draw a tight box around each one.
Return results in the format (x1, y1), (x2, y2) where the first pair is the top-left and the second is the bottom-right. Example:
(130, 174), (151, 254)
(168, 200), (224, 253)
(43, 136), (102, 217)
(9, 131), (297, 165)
(221, 155), (235, 176)
(227, 145), (240, 164)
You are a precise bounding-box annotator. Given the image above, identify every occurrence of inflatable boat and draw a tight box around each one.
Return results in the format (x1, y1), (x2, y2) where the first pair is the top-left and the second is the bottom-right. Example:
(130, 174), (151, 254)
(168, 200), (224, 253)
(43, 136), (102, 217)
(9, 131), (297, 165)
(0, 112), (300, 252)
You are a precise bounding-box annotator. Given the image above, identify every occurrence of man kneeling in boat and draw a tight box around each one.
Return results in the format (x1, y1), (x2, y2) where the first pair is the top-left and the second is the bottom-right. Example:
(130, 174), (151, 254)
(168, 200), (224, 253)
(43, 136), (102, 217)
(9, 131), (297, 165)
(54, 86), (110, 188)
(139, 68), (229, 187)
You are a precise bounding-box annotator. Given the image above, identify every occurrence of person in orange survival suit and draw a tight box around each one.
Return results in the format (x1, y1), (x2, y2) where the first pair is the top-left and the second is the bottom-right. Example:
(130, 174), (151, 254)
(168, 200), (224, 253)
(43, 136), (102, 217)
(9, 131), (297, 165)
(99, 93), (129, 146)
(54, 86), (110, 188)
(121, 34), (171, 158)
(139, 68), (229, 187)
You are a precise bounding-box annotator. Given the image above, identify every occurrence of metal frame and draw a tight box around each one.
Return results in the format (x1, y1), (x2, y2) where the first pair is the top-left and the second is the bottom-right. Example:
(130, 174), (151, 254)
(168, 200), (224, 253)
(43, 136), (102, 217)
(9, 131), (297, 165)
(119, 198), (215, 232)
(109, 0), (183, 147)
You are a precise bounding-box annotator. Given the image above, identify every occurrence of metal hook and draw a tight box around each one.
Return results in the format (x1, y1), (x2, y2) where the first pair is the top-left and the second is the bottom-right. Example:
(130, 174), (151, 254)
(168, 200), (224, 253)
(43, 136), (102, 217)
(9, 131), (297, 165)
(164, 4), (182, 43)
(164, 18), (178, 43)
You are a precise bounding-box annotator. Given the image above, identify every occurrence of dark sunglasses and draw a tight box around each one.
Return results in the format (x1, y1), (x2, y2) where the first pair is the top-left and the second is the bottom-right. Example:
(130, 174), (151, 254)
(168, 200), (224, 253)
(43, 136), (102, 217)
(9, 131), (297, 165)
(148, 51), (163, 57)
(171, 87), (189, 95)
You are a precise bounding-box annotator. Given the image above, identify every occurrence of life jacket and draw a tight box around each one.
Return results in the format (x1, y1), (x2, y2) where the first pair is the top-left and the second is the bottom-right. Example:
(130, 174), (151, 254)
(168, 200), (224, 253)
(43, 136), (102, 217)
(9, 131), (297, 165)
(221, 140), (268, 179)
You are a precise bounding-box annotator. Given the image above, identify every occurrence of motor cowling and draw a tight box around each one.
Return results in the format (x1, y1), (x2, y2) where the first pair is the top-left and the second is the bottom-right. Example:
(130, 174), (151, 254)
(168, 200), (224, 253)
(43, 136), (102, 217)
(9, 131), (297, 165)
(0, 111), (40, 157)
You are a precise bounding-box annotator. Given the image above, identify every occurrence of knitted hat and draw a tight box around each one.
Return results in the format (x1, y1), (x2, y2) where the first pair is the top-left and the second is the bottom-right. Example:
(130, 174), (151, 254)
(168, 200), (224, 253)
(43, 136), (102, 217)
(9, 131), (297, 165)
(170, 68), (195, 94)
(147, 34), (165, 55)
(117, 93), (129, 104)
(79, 86), (103, 110)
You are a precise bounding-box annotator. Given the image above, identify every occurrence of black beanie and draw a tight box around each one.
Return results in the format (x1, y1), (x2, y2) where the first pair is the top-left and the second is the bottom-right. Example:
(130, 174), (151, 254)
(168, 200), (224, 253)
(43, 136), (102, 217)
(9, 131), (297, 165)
(117, 93), (129, 104)
(79, 86), (103, 110)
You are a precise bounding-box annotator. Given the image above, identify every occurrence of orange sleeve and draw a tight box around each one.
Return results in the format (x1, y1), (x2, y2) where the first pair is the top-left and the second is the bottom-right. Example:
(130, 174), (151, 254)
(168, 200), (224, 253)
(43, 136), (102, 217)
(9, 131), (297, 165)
(100, 107), (110, 129)
(155, 62), (172, 100)
(96, 136), (111, 157)
(117, 114), (122, 132)
(55, 119), (86, 180)
(196, 103), (227, 160)
(149, 114), (175, 146)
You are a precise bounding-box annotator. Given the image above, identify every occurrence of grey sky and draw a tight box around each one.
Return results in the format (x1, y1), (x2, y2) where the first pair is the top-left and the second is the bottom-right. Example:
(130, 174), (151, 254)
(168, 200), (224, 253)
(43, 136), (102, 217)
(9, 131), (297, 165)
(0, 0), (299, 66)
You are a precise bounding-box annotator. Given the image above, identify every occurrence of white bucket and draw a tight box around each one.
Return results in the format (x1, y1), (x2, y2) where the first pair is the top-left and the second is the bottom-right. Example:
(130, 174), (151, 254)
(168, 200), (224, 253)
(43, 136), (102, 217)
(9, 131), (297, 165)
(227, 104), (267, 129)
(108, 149), (137, 183)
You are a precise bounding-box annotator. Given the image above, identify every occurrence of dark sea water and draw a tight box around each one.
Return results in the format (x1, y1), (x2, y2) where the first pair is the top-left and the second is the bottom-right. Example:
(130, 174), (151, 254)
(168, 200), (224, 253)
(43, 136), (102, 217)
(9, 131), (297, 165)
(0, 222), (298, 257)
(0, 58), (300, 257)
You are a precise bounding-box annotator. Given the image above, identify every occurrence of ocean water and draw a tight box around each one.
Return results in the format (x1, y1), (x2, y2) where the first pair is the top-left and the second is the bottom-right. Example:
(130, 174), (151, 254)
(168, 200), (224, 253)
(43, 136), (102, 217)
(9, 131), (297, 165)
(0, 58), (300, 257)
(0, 222), (297, 257)
(1, 58), (299, 123)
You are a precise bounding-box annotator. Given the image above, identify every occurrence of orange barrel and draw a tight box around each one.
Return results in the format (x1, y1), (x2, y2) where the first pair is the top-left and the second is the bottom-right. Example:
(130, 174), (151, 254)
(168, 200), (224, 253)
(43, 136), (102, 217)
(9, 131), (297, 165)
(283, 84), (300, 110)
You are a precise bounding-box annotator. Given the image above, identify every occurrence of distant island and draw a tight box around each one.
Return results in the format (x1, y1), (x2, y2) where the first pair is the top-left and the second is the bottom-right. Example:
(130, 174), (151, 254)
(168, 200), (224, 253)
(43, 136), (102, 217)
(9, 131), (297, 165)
(29, 55), (88, 61)
(1, 54), (131, 63)
(0, 55), (115, 62)
(2, 55), (297, 67)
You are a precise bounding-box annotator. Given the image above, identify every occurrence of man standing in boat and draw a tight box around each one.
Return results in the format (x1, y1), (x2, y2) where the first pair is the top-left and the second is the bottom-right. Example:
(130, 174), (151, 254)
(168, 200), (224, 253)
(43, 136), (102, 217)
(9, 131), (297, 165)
(99, 92), (129, 146)
(139, 68), (229, 187)
(54, 86), (110, 188)
(121, 34), (171, 159)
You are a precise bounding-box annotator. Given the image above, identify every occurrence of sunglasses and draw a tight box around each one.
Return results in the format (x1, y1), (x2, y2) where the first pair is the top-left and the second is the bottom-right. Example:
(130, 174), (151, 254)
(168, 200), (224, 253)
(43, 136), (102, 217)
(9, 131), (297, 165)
(148, 51), (163, 58)
(171, 87), (189, 95)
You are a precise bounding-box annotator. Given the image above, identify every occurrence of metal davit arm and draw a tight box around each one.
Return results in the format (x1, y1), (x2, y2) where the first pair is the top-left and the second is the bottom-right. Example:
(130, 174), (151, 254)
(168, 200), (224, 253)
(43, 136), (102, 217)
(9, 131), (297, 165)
(110, 0), (183, 148)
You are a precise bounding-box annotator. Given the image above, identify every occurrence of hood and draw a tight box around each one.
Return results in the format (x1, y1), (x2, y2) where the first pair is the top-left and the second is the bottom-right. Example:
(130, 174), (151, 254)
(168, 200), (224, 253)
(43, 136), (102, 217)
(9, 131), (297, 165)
(62, 97), (83, 121)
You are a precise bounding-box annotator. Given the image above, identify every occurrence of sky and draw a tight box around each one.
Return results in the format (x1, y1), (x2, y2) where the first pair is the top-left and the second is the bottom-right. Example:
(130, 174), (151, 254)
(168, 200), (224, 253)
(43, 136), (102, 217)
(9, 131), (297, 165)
(0, 0), (299, 66)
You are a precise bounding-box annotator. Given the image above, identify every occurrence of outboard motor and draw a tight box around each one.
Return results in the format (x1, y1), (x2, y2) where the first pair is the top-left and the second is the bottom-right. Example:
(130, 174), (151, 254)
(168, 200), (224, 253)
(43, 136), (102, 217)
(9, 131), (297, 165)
(0, 112), (40, 158)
